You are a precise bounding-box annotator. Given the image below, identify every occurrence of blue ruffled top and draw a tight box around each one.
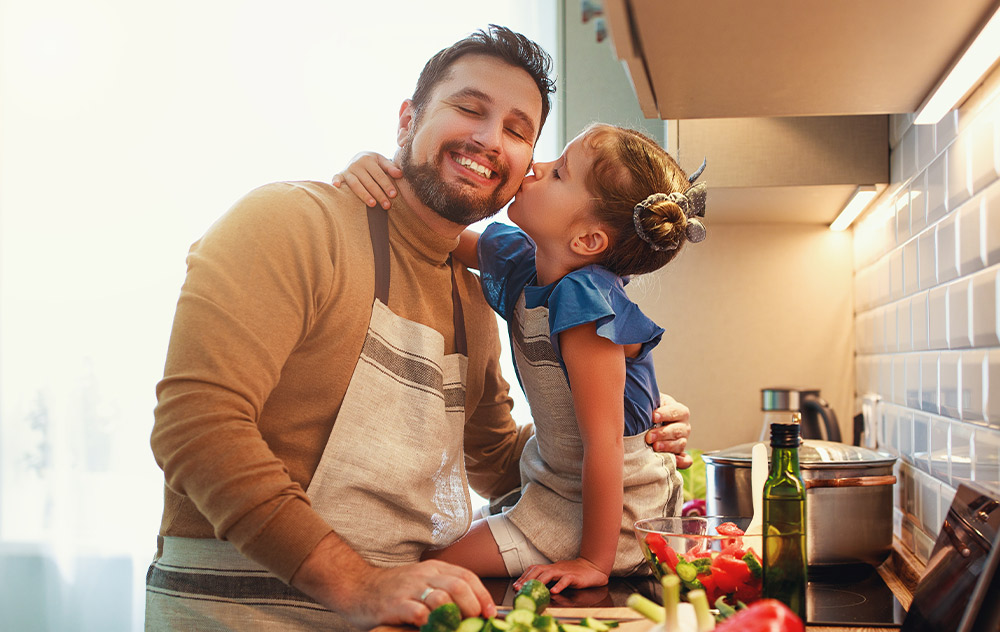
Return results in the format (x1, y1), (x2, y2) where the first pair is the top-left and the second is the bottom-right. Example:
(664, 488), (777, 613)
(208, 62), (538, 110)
(477, 222), (665, 435)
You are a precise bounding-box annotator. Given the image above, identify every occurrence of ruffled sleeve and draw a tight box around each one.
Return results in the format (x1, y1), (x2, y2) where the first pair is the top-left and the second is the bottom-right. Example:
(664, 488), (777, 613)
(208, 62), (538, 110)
(477, 223), (538, 320)
(547, 265), (664, 359)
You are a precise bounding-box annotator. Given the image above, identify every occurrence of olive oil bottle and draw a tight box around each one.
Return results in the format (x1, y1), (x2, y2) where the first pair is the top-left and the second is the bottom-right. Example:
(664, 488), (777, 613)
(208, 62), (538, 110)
(763, 413), (807, 620)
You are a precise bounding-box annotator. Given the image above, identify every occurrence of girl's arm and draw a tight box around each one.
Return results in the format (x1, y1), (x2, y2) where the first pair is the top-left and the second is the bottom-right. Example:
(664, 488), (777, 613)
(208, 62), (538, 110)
(515, 322), (625, 593)
(453, 230), (481, 270)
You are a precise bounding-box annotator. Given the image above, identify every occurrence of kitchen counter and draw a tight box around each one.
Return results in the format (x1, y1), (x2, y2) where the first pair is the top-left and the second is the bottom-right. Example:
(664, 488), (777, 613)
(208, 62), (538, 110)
(373, 541), (923, 632)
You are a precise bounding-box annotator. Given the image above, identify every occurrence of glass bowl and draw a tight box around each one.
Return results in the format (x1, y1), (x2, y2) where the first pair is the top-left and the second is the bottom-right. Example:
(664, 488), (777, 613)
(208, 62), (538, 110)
(634, 516), (762, 607)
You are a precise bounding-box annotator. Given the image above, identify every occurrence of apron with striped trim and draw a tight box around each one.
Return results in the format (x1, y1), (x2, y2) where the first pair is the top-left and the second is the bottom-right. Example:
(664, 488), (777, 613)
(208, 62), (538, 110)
(145, 207), (471, 630)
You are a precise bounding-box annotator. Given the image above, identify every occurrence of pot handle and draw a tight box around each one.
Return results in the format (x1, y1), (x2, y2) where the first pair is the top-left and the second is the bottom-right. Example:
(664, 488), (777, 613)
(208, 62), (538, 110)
(805, 475), (897, 489)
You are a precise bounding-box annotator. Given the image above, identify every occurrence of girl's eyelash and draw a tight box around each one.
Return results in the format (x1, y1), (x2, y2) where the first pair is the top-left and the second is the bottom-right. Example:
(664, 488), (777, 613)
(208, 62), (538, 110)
(552, 167), (561, 179)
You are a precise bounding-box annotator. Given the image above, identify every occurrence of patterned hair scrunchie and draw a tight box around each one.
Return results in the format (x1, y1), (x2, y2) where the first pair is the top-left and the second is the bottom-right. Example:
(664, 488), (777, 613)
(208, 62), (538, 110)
(632, 178), (709, 251)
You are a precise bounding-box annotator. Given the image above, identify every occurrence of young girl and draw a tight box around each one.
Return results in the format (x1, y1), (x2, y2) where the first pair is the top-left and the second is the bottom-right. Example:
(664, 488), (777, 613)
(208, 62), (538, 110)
(336, 124), (707, 593)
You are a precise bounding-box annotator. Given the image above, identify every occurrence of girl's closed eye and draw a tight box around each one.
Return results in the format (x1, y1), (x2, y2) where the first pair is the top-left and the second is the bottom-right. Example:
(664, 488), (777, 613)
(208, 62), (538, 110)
(552, 167), (561, 180)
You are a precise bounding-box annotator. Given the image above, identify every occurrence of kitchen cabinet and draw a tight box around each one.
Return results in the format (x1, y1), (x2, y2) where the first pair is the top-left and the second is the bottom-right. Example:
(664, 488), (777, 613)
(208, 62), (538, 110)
(601, 0), (999, 119)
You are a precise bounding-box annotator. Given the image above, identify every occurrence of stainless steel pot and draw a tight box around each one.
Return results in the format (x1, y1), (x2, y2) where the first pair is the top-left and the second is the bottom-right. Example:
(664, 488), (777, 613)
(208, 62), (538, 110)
(702, 440), (897, 567)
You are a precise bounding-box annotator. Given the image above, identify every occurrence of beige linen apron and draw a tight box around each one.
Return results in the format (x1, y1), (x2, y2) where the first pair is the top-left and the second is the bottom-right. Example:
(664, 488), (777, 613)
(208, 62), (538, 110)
(146, 208), (471, 630)
(502, 294), (683, 574)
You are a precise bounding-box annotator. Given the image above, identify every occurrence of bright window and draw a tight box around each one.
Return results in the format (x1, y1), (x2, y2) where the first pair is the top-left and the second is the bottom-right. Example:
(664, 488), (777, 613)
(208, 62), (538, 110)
(0, 2), (556, 628)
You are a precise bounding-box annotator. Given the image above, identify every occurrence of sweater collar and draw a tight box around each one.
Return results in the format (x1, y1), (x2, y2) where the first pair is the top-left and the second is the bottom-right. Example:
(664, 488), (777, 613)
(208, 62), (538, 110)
(387, 196), (461, 266)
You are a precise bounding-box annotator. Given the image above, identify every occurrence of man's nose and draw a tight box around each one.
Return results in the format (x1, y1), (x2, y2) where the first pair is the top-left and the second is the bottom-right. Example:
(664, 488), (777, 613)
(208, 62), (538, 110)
(471, 118), (504, 154)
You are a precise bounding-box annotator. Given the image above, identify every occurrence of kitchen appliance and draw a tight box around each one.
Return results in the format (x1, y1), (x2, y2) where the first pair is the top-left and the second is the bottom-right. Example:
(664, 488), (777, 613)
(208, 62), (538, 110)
(760, 387), (842, 442)
(902, 481), (1000, 632)
(702, 440), (897, 566)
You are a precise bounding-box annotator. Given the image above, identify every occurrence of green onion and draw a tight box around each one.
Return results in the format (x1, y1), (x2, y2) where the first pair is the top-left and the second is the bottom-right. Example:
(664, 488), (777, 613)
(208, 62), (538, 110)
(626, 593), (665, 624)
(687, 589), (715, 631)
(661, 575), (680, 632)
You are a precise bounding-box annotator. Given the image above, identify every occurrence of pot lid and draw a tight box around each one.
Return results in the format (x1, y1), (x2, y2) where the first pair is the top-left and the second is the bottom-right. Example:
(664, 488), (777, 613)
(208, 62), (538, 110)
(703, 439), (897, 467)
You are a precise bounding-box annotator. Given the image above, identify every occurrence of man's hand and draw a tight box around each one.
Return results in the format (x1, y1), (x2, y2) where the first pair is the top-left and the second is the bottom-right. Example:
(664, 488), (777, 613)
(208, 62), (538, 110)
(290, 532), (496, 629)
(646, 393), (693, 469)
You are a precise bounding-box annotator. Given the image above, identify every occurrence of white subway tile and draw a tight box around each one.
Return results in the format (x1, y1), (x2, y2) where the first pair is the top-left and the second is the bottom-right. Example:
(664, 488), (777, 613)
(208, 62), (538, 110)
(917, 122), (936, 174)
(940, 352), (961, 419)
(889, 249), (903, 302)
(900, 408), (915, 462)
(940, 484), (958, 519)
(952, 421), (975, 485)
(901, 125), (918, 184)
(914, 413), (931, 472)
(919, 467), (939, 529)
(894, 355), (906, 405)
(914, 521), (937, 561)
(958, 196), (986, 275)
(930, 416), (951, 482)
(912, 175), (929, 235)
(891, 144), (904, 189)
(948, 279), (972, 349)
(897, 188), (912, 243)
(971, 266), (1000, 347)
(962, 350), (986, 422)
(880, 355), (894, 398)
(927, 153), (948, 221)
(912, 291), (929, 351)
(937, 212), (959, 283)
(947, 132), (972, 211)
(886, 301), (899, 352)
(857, 356), (872, 396)
(987, 349), (1000, 426)
(906, 355), (922, 409)
(884, 406), (900, 453)
(922, 353), (940, 414)
(890, 114), (909, 149)
(928, 286), (949, 349)
(937, 111), (958, 151)
(873, 306), (886, 352)
(898, 296), (913, 352)
(904, 239), (919, 297)
(969, 113), (998, 195)
(857, 310), (871, 354)
(973, 427), (1000, 490)
(985, 181), (1000, 266)
(918, 227), (937, 289)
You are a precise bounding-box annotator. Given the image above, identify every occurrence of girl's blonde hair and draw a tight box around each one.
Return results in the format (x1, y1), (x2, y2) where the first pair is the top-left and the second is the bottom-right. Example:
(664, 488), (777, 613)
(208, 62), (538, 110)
(582, 123), (703, 276)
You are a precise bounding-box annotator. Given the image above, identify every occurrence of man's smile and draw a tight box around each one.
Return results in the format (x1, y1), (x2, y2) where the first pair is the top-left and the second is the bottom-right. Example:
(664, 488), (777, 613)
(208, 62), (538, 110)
(451, 152), (495, 180)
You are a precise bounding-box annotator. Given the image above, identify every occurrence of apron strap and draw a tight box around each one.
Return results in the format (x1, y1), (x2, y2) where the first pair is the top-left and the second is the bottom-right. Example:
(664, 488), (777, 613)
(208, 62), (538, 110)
(365, 207), (467, 355)
(449, 256), (467, 357)
(367, 206), (390, 304)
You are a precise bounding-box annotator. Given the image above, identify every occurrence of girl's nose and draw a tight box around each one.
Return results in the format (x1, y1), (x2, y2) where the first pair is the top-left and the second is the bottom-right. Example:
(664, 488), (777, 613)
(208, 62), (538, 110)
(531, 160), (553, 178)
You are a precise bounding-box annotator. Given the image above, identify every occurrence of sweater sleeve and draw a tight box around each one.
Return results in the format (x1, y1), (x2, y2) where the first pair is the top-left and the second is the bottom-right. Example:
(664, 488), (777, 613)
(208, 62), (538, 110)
(151, 183), (335, 582)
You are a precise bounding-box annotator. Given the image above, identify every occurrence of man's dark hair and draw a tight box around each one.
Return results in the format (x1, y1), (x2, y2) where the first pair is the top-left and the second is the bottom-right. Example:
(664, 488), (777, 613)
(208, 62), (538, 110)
(410, 25), (556, 139)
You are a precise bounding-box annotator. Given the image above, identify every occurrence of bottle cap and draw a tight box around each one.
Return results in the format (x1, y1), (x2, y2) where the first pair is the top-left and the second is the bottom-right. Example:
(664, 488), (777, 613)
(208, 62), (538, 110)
(769, 418), (802, 448)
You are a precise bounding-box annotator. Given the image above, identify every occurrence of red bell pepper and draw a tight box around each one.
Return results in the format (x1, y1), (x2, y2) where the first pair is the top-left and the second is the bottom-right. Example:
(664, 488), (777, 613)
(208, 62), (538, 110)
(715, 599), (804, 632)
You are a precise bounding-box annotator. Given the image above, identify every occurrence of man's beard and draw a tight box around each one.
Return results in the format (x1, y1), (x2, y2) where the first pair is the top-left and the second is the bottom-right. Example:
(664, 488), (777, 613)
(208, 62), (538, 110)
(398, 139), (511, 226)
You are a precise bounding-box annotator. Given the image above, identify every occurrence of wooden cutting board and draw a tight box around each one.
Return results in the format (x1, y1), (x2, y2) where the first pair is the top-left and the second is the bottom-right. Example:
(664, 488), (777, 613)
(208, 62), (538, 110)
(371, 607), (657, 632)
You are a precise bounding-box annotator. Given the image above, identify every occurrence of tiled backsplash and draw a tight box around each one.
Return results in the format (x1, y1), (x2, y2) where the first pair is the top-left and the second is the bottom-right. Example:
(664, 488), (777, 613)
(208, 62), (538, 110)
(853, 69), (1000, 564)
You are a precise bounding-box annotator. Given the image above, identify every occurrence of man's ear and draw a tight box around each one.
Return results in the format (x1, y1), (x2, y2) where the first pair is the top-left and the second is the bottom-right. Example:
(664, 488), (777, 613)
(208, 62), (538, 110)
(570, 226), (610, 257)
(397, 99), (415, 147)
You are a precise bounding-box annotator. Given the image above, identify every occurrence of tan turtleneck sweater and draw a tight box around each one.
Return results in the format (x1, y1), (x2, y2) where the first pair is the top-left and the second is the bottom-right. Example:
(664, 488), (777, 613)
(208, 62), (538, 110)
(151, 181), (530, 582)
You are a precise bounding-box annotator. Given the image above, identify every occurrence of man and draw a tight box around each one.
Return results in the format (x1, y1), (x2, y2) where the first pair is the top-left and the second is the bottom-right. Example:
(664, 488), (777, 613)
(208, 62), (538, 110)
(146, 26), (691, 631)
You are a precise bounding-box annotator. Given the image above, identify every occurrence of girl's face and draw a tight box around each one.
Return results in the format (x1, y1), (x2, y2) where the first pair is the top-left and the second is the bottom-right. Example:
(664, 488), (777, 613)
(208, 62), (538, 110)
(507, 133), (596, 248)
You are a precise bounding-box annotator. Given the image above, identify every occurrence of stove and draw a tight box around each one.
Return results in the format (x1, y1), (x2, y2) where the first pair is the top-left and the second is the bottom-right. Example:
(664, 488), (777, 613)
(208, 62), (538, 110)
(807, 564), (904, 627)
